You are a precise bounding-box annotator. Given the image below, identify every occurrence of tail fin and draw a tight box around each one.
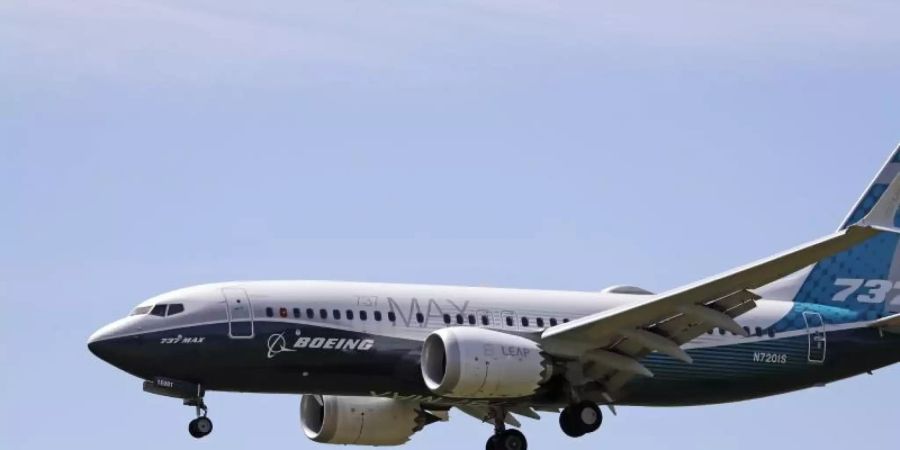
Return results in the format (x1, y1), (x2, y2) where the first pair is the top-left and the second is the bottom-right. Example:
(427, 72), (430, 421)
(762, 145), (900, 319)
(839, 146), (900, 230)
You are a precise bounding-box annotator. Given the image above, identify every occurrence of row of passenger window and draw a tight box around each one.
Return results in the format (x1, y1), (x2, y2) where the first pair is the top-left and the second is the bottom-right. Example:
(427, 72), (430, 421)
(263, 306), (570, 328)
(707, 326), (776, 338)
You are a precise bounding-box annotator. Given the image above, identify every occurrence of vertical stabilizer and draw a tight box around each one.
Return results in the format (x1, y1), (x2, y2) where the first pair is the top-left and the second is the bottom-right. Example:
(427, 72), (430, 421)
(761, 145), (900, 318)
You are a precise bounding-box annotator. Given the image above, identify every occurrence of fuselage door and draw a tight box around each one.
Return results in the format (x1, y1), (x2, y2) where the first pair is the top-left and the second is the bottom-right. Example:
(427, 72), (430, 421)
(803, 311), (826, 363)
(223, 287), (254, 338)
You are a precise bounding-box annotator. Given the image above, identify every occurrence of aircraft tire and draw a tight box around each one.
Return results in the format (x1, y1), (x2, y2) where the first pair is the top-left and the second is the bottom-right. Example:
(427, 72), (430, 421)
(188, 416), (213, 438)
(488, 429), (527, 450)
(559, 401), (601, 437)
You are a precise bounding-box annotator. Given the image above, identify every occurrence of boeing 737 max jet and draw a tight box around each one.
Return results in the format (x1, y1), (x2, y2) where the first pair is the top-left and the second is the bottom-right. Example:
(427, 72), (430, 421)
(89, 147), (900, 450)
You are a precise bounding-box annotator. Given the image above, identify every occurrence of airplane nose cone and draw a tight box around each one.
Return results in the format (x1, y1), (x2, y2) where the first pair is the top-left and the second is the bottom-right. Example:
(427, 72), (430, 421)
(87, 339), (104, 360)
(87, 325), (114, 362)
(87, 319), (140, 366)
(88, 326), (107, 345)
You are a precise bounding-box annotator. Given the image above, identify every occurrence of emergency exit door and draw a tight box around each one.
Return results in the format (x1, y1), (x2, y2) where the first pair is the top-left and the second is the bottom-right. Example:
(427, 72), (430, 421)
(803, 311), (826, 363)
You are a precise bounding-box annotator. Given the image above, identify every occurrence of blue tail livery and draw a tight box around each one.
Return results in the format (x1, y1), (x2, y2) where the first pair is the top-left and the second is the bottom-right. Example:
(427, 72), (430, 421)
(763, 146), (900, 319)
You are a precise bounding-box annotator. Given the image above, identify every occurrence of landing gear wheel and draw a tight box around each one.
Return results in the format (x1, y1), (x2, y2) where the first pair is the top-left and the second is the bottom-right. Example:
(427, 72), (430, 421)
(488, 429), (527, 450)
(188, 416), (213, 438)
(575, 401), (602, 433)
(559, 401), (602, 438)
(559, 409), (585, 438)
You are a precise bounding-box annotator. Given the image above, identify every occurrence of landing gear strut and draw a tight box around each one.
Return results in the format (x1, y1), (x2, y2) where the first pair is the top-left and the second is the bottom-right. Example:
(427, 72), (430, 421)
(559, 401), (602, 438)
(485, 407), (527, 450)
(185, 387), (213, 439)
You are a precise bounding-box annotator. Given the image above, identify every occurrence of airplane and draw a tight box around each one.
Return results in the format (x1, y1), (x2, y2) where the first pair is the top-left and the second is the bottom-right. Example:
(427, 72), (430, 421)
(89, 147), (900, 450)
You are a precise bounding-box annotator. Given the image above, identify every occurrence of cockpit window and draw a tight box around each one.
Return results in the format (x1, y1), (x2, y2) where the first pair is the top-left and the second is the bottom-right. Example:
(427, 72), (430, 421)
(129, 303), (185, 317)
(150, 304), (167, 317)
(129, 306), (152, 316)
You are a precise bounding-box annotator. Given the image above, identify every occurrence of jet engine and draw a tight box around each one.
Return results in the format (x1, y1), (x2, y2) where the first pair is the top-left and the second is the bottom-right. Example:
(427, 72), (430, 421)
(421, 327), (552, 398)
(300, 395), (437, 446)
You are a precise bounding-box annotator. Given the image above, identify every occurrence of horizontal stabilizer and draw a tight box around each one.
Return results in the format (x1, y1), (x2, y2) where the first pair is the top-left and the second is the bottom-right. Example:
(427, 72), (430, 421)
(870, 313), (900, 331)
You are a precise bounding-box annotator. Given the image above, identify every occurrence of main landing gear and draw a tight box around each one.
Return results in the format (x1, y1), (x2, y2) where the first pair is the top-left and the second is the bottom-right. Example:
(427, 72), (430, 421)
(486, 429), (527, 450)
(559, 401), (602, 438)
(185, 389), (213, 439)
(483, 401), (603, 448)
(485, 407), (528, 450)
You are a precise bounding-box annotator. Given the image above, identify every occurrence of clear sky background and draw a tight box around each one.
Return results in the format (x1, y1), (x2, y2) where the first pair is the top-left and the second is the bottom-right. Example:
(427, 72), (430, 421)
(2, 1), (899, 449)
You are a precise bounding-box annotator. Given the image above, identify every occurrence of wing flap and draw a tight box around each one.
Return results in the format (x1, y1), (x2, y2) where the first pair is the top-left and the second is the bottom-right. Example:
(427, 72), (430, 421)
(456, 405), (522, 428)
(654, 289), (759, 345)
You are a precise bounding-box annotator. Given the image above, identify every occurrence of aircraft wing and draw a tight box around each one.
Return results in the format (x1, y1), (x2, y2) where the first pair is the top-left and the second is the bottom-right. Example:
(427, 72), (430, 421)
(540, 173), (900, 395)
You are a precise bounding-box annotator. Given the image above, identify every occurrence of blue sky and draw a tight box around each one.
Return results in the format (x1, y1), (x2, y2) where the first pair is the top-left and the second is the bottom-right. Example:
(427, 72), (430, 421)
(2, 1), (899, 449)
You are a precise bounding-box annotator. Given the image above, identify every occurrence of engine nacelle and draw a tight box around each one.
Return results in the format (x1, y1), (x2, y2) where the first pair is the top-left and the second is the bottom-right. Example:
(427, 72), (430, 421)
(301, 395), (428, 446)
(421, 327), (552, 398)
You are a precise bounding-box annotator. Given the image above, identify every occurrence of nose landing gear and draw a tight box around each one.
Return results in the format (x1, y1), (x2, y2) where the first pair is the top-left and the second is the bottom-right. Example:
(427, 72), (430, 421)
(185, 390), (213, 439)
(559, 401), (602, 438)
(188, 416), (213, 438)
(143, 377), (214, 439)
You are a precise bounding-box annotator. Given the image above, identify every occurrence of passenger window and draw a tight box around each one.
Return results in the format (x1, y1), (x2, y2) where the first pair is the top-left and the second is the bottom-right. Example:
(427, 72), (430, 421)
(319, 309), (327, 320)
(743, 326), (751, 336)
(167, 304), (185, 316)
(768, 329), (775, 338)
(360, 310), (368, 321)
(456, 314), (464, 325)
(443, 314), (451, 324)
(293, 308), (301, 319)
(536, 318), (544, 328)
(718, 328), (726, 335)
(374, 311), (383, 321)
(481, 315), (490, 326)
(521, 317), (529, 327)
(549, 318), (558, 327)
(333, 310), (341, 320)
(468, 314), (476, 325)
(306, 308), (314, 319)
(388, 311), (396, 322)
(416, 313), (424, 324)
(346, 310), (354, 320)
(755, 327), (763, 337)
(265, 307), (274, 318)
(563, 318), (570, 323)
(150, 304), (166, 317)
(505, 316), (514, 327)
(279, 307), (288, 318)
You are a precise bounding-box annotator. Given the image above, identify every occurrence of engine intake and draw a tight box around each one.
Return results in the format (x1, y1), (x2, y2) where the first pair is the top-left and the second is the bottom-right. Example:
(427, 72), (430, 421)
(301, 395), (430, 446)
(421, 327), (552, 398)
